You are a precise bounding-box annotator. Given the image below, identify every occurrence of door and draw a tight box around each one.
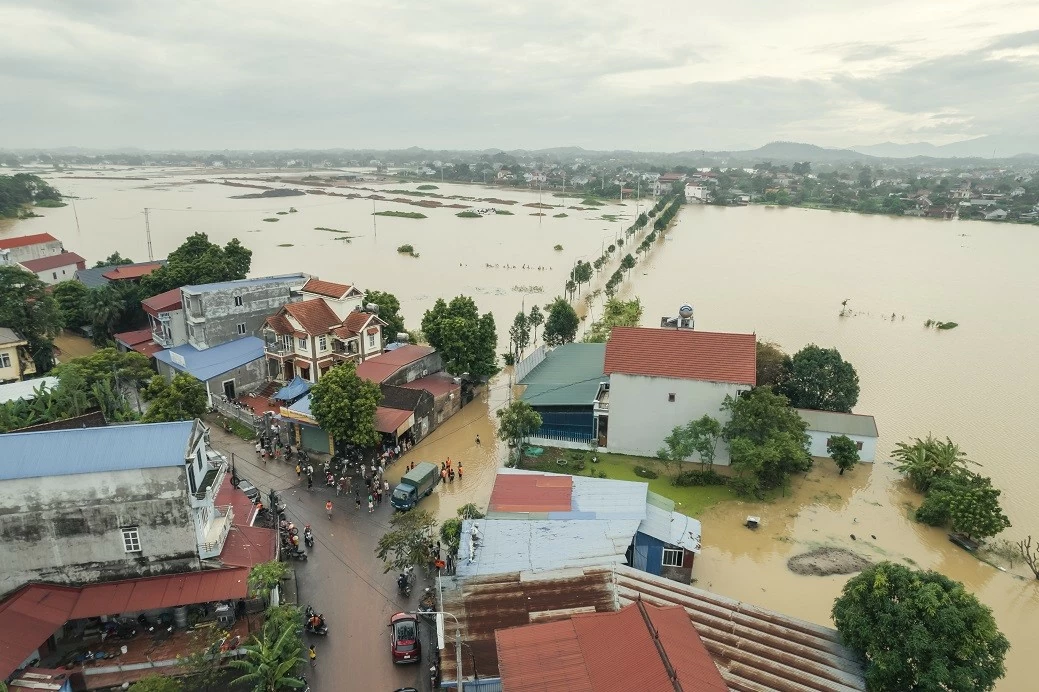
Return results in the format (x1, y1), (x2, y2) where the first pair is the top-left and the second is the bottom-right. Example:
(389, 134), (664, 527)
(283, 361), (294, 381)
(223, 380), (236, 400)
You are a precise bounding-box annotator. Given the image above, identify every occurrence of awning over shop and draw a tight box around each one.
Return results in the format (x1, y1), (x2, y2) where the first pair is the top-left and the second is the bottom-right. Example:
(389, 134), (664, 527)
(274, 376), (311, 402)
(375, 406), (414, 436)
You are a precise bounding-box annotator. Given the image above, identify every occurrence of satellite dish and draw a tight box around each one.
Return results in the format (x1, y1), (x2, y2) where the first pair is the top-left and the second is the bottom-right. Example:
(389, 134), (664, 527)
(679, 304), (694, 319)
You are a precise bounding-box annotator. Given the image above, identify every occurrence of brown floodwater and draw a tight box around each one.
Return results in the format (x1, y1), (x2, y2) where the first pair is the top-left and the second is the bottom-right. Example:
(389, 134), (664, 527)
(5, 172), (1037, 689)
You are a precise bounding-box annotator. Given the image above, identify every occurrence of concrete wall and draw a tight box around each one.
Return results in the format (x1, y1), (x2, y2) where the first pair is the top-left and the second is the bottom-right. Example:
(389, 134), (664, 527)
(606, 373), (749, 465)
(384, 352), (444, 387)
(0, 466), (200, 595)
(28, 261), (81, 285)
(1, 240), (64, 264)
(0, 344), (25, 382)
(184, 278), (301, 350)
(806, 430), (877, 463)
(632, 532), (693, 583)
(204, 357), (267, 400)
(150, 308), (187, 348)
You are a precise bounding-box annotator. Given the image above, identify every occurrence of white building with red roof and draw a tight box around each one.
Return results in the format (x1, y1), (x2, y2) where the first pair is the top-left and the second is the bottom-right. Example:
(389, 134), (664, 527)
(17, 250), (86, 285)
(0, 232), (65, 266)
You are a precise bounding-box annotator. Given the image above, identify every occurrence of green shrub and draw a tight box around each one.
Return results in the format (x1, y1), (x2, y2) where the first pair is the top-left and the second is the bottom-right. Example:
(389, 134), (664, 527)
(502, 352), (515, 366)
(673, 469), (726, 487)
(440, 518), (462, 553)
(375, 210), (427, 219)
(417, 184), (439, 190)
(397, 244), (415, 254)
(262, 217), (279, 222)
(553, 244), (563, 251)
(35, 199), (67, 208)
(633, 465), (659, 479)
(456, 211), (481, 218)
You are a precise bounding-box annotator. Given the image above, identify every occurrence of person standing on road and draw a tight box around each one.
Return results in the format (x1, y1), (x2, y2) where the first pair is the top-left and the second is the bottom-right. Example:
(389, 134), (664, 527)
(307, 475), (313, 491)
(309, 645), (317, 666)
(325, 500), (333, 520)
(295, 464), (302, 479)
(383, 479), (390, 496)
(475, 434), (481, 445)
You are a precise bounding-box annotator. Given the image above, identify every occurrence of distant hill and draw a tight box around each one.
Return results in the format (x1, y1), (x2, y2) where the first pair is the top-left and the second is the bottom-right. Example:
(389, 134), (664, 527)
(854, 135), (1039, 159)
(720, 141), (873, 163)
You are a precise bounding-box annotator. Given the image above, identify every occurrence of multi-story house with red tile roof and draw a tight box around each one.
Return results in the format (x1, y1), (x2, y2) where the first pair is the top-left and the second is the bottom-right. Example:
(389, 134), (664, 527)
(262, 278), (386, 383)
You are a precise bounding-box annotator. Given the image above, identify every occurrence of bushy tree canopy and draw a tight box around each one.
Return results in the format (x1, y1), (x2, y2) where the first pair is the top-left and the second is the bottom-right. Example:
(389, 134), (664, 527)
(496, 400), (542, 446)
(543, 297), (578, 346)
(420, 295), (498, 380)
(142, 374), (208, 422)
(832, 562), (1009, 692)
(364, 289), (405, 338)
(723, 387), (811, 497)
(375, 509), (437, 573)
(755, 340), (791, 388)
(826, 434), (860, 475)
(584, 297), (642, 343)
(309, 362), (382, 448)
(0, 265), (63, 372)
(781, 344), (860, 413)
(141, 232), (252, 295)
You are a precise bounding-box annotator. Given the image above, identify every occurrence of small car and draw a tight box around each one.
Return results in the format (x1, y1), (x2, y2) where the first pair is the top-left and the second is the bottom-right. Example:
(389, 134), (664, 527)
(236, 478), (260, 501)
(389, 612), (421, 664)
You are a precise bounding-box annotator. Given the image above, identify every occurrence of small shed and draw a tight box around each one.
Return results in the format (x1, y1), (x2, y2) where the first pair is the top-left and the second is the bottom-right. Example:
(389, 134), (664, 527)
(795, 408), (879, 462)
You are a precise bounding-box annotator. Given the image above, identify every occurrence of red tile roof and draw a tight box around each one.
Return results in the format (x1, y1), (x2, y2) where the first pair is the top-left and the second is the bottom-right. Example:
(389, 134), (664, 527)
(19, 252), (85, 273)
(101, 262), (163, 281)
(0, 568), (249, 679)
(495, 602), (727, 692)
(132, 341), (164, 357)
(265, 313), (296, 335)
(282, 298), (342, 335)
(302, 277), (355, 299)
(375, 406), (413, 434)
(114, 328), (153, 347)
(0, 233), (58, 249)
(142, 288), (182, 315)
(603, 327), (756, 385)
(220, 525), (277, 568)
(399, 373), (460, 398)
(373, 344), (434, 366)
(489, 473), (573, 513)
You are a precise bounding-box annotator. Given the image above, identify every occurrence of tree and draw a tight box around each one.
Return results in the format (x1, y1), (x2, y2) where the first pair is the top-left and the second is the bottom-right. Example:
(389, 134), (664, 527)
(375, 509), (437, 573)
(141, 232), (253, 295)
(127, 676), (182, 692)
(509, 311), (530, 360)
(86, 285), (126, 344)
(248, 560), (290, 600)
(584, 297), (642, 342)
(420, 296), (498, 381)
(832, 562), (1009, 692)
(687, 415), (722, 470)
(52, 280), (90, 329)
(620, 253), (636, 277)
(229, 620), (305, 692)
(142, 374), (208, 422)
(496, 400), (542, 448)
(543, 297), (578, 346)
(95, 252), (134, 268)
(0, 173), (61, 217)
(656, 424), (695, 479)
(527, 304), (544, 344)
(780, 344), (859, 413)
(722, 388), (811, 497)
(948, 475), (1011, 540)
(826, 434), (859, 475)
(755, 340), (791, 388)
(570, 261), (593, 295)
(1019, 535), (1039, 579)
(0, 265), (63, 372)
(892, 435), (973, 493)
(364, 289), (406, 338)
(309, 361), (382, 449)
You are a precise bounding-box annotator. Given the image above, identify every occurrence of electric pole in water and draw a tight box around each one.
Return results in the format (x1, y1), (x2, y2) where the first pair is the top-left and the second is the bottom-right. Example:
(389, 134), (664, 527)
(144, 207), (154, 261)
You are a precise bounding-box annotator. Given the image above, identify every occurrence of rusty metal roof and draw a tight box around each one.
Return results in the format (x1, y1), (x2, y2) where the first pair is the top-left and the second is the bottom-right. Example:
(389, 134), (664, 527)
(488, 472), (573, 513)
(440, 565), (866, 692)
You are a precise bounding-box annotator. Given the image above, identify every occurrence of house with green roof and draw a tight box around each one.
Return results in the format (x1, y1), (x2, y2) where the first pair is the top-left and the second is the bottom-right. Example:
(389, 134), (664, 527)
(517, 343), (608, 446)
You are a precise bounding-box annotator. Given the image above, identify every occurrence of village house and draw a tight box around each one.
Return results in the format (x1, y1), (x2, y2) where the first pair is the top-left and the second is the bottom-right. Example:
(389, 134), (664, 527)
(75, 260), (166, 289)
(0, 327), (37, 383)
(653, 172), (686, 195)
(143, 288), (186, 350)
(0, 233), (65, 266)
(0, 420), (275, 685)
(17, 251), (86, 286)
(261, 278), (385, 383)
(154, 336), (266, 403)
(684, 182), (711, 203)
(438, 564), (866, 691)
(181, 273), (308, 351)
(796, 408), (879, 462)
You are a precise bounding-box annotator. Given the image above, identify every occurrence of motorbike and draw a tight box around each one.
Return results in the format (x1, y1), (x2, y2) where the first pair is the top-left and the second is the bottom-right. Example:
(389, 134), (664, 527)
(397, 568), (413, 598)
(303, 605), (328, 636)
(418, 587), (436, 617)
(303, 525), (314, 548)
(102, 620), (137, 641)
(284, 545), (308, 561)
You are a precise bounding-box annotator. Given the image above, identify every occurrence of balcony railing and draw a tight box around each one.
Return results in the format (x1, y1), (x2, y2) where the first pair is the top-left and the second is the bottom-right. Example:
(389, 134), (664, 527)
(198, 504), (234, 559)
(265, 341), (292, 356)
(152, 330), (172, 348)
(193, 460), (227, 503)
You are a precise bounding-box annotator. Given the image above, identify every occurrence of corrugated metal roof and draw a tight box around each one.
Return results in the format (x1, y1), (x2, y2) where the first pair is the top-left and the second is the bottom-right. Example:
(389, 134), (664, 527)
(181, 273), (307, 294)
(0, 421), (196, 480)
(398, 373), (459, 397)
(604, 327), (757, 386)
(569, 474), (647, 520)
(154, 337), (265, 382)
(795, 408), (879, 438)
(0, 327), (25, 344)
(495, 619), (593, 691)
(0, 377), (58, 405)
(640, 493), (703, 553)
(0, 584), (79, 681)
(287, 393), (313, 418)
(100, 262), (164, 281)
(456, 519), (639, 577)
(141, 288), (182, 315)
(0, 233), (58, 249)
(518, 343), (606, 407)
(374, 406), (412, 434)
(489, 473), (573, 513)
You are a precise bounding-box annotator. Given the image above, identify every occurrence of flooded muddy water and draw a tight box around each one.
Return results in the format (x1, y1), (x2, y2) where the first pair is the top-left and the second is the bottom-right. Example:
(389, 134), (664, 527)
(6, 172), (1038, 688)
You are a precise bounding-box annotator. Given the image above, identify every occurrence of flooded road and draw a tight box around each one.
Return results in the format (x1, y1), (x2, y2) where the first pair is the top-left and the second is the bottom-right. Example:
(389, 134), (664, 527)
(5, 171), (1038, 689)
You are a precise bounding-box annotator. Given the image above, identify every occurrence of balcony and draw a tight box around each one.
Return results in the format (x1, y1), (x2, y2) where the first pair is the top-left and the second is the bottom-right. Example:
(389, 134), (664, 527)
(152, 329), (172, 349)
(191, 457), (226, 507)
(265, 340), (292, 357)
(593, 382), (610, 414)
(198, 504), (234, 559)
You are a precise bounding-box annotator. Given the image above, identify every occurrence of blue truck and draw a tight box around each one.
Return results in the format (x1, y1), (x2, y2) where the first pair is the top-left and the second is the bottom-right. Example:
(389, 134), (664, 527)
(390, 461), (440, 511)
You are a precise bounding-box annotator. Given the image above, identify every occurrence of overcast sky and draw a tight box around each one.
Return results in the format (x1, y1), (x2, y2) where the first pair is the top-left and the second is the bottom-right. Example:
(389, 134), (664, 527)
(3, 0), (1039, 151)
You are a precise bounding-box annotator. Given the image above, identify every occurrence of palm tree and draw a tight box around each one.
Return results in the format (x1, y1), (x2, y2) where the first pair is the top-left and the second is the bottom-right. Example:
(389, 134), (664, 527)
(229, 622), (304, 692)
(86, 286), (124, 344)
(893, 435), (973, 492)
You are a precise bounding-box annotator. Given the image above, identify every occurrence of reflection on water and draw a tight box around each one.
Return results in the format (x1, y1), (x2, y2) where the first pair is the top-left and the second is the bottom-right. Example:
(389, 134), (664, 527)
(6, 173), (1038, 689)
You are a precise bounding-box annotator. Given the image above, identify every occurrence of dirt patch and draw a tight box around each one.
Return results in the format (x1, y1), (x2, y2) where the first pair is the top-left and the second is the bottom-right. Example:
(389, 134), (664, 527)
(787, 547), (872, 576)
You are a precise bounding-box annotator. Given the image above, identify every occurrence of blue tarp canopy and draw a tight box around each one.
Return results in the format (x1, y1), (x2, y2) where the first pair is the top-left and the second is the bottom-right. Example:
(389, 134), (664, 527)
(274, 376), (312, 402)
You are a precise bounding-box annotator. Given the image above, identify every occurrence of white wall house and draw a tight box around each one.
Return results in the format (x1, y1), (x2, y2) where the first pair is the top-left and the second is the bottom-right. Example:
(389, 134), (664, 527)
(602, 327), (756, 465)
(795, 408), (879, 463)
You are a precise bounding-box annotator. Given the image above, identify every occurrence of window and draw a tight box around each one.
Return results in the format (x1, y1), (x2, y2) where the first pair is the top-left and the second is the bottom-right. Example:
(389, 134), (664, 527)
(661, 548), (683, 567)
(237, 323), (247, 335)
(856, 441), (864, 451)
(318, 336), (327, 352)
(0, 353), (10, 368)
(122, 526), (141, 553)
(52, 272), (58, 280)
(667, 393), (676, 403)
(368, 333), (376, 348)
(234, 295), (243, 307)
(298, 337), (308, 350)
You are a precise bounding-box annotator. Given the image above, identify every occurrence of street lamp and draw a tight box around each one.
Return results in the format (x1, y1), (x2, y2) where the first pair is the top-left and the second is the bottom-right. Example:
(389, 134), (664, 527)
(411, 610), (464, 692)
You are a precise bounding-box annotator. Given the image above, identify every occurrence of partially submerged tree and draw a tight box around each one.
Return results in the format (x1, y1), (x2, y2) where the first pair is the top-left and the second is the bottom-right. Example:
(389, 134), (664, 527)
(832, 562), (1009, 692)
(892, 435), (973, 492)
(722, 388), (811, 497)
(375, 509), (437, 574)
(1019, 536), (1039, 579)
(781, 344), (859, 413)
(826, 434), (860, 475)
(527, 304), (544, 344)
(509, 311), (530, 361)
(948, 474), (1011, 541)
(543, 297), (578, 346)
(309, 361), (382, 449)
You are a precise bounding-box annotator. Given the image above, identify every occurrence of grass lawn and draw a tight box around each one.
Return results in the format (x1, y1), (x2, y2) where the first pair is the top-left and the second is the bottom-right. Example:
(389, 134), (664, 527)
(518, 447), (737, 516)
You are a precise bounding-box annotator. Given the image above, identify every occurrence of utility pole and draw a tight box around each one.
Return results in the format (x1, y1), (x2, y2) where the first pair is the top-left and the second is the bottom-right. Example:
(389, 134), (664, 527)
(372, 198), (377, 239)
(144, 207), (154, 261)
(72, 200), (81, 235)
(421, 611), (465, 692)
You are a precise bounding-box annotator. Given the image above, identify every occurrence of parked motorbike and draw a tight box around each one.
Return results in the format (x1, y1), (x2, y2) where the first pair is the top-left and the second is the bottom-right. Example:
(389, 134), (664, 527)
(284, 546), (308, 561)
(303, 605), (328, 635)
(397, 568), (413, 598)
(303, 525), (314, 548)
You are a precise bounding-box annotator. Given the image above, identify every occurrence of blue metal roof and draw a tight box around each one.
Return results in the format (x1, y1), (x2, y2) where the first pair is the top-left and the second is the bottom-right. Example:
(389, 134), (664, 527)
(0, 421), (196, 480)
(274, 377), (311, 402)
(154, 337), (264, 382)
(181, 273), (307, 295)
(287, 393), (313, 417)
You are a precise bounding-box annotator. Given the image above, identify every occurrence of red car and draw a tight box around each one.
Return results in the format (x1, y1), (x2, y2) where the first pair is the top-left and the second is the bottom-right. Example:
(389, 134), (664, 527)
(389, 612), (421, 664)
